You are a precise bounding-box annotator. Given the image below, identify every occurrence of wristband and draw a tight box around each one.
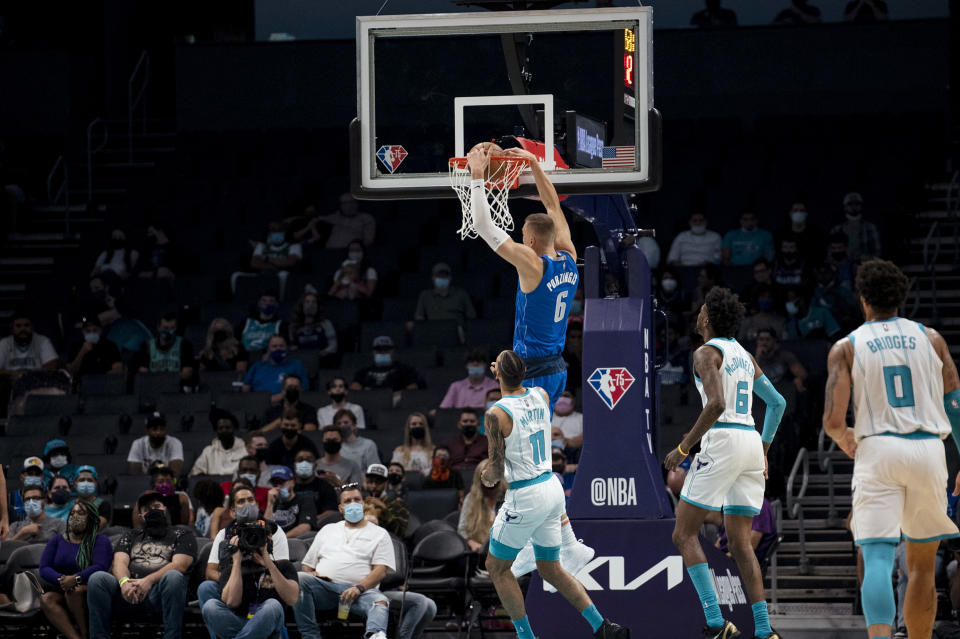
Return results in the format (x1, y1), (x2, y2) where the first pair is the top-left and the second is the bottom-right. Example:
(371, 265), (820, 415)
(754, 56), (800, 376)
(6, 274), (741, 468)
(470, 178), (485, 188)
(76, 574), (83, 586)
(353, 584), (366, 594)
(677, 443), (689, 457)
(119, 577), (130, 586)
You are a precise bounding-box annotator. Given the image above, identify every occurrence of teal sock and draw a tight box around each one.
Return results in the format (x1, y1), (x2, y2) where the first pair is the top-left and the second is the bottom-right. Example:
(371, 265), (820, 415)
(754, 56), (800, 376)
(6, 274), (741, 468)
(751, 601), (771, 638)
(581, 604), (603, 632)
(687, 563), (724, 628)
(512, 615), (535, 638)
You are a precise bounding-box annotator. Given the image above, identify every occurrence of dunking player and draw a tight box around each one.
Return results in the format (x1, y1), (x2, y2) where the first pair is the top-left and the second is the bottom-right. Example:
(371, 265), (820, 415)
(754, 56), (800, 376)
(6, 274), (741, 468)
(465, 144), (594, 585)
(823, 259), (960, 639)
(481, 349), (628, 639)
(664, 288), (786, 639)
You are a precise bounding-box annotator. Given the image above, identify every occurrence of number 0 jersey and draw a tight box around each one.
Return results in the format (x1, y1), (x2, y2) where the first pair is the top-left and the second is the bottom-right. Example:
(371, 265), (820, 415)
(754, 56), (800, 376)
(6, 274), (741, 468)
(514, 250), (578, 358)
(694, 337), (756, 427)
(848, 317), (950, 440)
(494, 388), (552, 484)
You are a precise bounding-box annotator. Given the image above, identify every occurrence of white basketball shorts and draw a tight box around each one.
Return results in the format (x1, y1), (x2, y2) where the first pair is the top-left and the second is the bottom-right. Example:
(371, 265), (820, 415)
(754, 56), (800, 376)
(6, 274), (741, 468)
(680, 425), (766, 516)
(489, 473), (565, 561)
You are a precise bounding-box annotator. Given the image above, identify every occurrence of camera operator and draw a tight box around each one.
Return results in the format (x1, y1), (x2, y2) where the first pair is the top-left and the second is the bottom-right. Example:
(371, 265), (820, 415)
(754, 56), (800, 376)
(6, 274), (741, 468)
(201, 519), (299, 639)
(198, 485), (290, 615)
(87, 493), (196, 639)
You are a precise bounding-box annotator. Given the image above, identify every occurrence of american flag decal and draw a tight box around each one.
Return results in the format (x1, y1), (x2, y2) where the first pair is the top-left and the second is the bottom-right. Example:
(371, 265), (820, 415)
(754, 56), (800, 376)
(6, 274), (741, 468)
(601, 145), (635, 168)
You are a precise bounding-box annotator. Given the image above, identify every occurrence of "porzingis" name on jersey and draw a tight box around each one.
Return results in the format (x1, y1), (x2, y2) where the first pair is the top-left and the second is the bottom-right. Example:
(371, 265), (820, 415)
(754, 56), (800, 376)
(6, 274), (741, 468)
(546, 271), (578, 292)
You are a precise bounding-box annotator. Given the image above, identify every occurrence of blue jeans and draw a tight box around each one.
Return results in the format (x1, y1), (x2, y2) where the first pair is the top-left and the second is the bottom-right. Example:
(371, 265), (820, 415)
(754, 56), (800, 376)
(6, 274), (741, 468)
(197, 581), (222, 639)
(383, 591), (436, 639)
(87, 570), (188, 639)
(202, 597), (285, 639)
(293, 573), (389, 639)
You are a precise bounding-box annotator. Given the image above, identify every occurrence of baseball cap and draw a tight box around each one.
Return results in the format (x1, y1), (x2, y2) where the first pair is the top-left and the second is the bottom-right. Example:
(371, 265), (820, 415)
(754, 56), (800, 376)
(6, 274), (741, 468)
(270, 467), (294, 482)
(372, 335), (394, 349)
(432, 262), (451, 276)
(76, 465), (98, 479)
(146, 411), (166, 427)
(43, 439), (68, 456)
(23, 457), (44, 471)
(148, 461), (173, 476)
(365, 463), (388, 479)
(843, 192), (863, 205)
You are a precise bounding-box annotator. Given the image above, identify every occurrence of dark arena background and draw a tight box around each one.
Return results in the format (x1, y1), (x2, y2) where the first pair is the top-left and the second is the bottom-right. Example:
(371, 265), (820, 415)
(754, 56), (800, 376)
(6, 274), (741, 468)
(0, 1), (958, 638)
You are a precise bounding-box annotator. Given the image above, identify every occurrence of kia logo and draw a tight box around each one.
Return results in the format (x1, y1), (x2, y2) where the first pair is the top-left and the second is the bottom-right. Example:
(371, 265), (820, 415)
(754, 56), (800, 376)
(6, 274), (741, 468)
(590, 477), (638, 506)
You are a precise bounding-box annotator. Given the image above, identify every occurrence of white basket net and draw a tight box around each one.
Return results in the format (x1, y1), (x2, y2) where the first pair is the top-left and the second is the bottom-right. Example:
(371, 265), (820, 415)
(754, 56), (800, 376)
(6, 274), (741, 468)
(448, 156), (528, 240)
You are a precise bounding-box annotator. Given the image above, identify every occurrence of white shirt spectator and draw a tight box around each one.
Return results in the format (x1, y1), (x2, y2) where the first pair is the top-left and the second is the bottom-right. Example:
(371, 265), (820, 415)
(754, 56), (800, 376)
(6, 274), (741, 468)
(126, 435), (185, 473)
(208, 523), (289, 564)
(0, 334), (58, 371)
(667, 229), (722, 266)
(189, 437), (249, 476)
(317, 402), (367, 429)
(553, 411), (583, 441)
(94, 249), (139, 279)
(636, 236), (661, 269)
(252, 241), (303, 261)
(301, 520), (395, 587)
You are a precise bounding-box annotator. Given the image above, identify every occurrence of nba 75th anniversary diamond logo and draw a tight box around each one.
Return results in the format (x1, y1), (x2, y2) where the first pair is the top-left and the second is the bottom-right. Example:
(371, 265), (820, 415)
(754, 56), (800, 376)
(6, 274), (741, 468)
(588, 367), (635, 410)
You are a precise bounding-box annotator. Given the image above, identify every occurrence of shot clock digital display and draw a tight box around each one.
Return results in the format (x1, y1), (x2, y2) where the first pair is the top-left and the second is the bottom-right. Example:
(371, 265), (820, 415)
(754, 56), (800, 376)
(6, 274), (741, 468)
(623, 28), (636, 120)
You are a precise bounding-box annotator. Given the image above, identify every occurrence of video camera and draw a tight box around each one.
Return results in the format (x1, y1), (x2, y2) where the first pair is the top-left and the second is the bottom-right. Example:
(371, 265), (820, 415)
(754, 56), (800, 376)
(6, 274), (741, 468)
(236, 520), (271, 555)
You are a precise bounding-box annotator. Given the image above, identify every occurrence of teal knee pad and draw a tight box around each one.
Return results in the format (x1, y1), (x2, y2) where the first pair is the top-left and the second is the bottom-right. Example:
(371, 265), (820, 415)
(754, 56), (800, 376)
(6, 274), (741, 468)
(860, 541), (896, 628)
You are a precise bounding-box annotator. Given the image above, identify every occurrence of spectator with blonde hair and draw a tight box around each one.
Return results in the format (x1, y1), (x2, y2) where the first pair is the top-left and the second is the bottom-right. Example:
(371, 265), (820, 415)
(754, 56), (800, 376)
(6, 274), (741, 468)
(457, 459), (507, 552)
(391, 412), (435, 475)
(197, 318), (248, 373)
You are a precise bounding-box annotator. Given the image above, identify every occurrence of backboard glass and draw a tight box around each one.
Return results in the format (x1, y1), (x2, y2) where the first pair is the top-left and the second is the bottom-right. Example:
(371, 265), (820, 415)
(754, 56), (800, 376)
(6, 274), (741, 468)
(350, 7), (660, 199)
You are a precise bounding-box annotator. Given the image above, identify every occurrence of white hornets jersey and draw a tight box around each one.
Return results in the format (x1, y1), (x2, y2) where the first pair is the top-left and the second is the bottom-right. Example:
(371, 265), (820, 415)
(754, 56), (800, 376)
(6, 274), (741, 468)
(848, 318), (949, 440)
(695, 337), (756, 427)
(494, 388), (552, 484)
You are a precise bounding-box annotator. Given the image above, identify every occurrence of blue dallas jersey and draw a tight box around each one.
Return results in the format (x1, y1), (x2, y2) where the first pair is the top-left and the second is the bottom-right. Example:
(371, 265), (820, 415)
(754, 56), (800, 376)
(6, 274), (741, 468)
(513, 250), (579, 358)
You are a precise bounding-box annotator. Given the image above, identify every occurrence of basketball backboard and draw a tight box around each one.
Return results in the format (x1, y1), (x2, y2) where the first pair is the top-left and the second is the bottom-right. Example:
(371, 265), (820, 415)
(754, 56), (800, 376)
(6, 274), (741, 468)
(350, 7), (660, 200)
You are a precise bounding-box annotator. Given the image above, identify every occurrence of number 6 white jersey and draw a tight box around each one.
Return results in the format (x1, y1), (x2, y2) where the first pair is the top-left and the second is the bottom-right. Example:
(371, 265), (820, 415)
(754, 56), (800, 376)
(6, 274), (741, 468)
(848, 317), (950, 440)
(694, 337), (756, 427)
(493, 387), (552, 484)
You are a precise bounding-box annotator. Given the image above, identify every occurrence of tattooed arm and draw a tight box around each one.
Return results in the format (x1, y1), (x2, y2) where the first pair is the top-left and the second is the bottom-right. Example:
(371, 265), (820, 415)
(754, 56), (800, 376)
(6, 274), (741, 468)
(481, 407), (511, 487)
(823, 339), (856, 458)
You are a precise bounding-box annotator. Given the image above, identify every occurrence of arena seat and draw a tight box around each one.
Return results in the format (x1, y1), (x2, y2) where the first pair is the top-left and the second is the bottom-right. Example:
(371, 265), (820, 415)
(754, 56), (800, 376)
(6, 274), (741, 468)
(405, 489), (459, 523)
(80, 374), (128, 397)
(83, 394), (139, 416)
(396, 388), (446, 413)
(199, 371), (244, 395)
(410, 320), (461, 349)
(5, 415), (60, 438)
(155, 391), (213, 416)
(133, 372), (182, 408)
(214, 391), (271, 418)
(23, 394), (80, 417)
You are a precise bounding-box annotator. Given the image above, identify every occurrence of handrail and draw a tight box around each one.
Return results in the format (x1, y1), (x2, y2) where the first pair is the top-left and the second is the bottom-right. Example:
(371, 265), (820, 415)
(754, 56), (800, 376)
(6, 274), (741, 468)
(86, 118), (108, 206)
(128, 50), (150, 162)
(816, 427), (842, 527)
(921, 220), (941, 323)
(45, 155), (70, 236)
(785, 447), (809, 573)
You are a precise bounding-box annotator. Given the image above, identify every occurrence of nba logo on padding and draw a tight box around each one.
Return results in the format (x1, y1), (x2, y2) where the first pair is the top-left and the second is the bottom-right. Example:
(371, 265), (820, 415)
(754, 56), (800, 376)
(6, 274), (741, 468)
(376, 145), (407, 173)
(588, 367), (635, 410)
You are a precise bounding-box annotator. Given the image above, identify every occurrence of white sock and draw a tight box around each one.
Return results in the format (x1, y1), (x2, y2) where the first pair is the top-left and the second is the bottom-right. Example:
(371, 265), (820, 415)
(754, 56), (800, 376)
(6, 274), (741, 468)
(561, 515), (578, 546)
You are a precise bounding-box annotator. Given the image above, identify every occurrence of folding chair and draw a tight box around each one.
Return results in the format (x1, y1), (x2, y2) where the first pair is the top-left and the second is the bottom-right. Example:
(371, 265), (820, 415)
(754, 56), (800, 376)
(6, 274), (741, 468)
(405, 489), (460, 524)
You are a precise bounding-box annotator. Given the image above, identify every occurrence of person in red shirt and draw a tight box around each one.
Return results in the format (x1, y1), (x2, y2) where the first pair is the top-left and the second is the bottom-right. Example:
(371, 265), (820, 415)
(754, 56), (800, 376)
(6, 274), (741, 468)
(219, 456), (270, 511)
(443, 408), (488, 470)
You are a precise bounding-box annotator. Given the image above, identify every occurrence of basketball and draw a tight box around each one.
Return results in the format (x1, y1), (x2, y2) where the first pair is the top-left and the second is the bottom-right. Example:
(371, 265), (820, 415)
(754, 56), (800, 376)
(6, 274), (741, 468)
(471, 141), (505, 182)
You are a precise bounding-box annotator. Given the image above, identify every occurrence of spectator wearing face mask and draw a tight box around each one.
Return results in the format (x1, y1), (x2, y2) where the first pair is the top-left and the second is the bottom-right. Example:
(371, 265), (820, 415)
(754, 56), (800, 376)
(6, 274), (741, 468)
(829, 192), (881, 262)
(242, 335), (308, 400)
(351, 336), (425, 393)
(738, 285), (787, 343)
(362, 463), (411, 538)
(127, 412), (184, 476)
(190, 408), (248, 476)
(264, 466), (317, 538)
(438, 349), (499, 411)
(329, 241), (378, 299)
(265, 410), (320, 470)
(385, 462), (408, 501)
(552, 446), (576, 498)
(239, 292), (287, 352)
(91, 228), (139, 283)
(721, 211), (775, 266)
(422, 447), (465, 502)
(783, 288), (841, 340)
(666, 213), (721, 267)
(87, 493), (196, 639)
(289, 290), (338, 365)
(70, 465), (111, 530)
(776, 202), (825, 263)
(197, 318), (248, 373)
(38, 500), (112, 639)
(223, 456), (271, 510)
(656, 269), (686, 319)
(824, 233), (857, 289)
(0, 311), (59, 377)
(753, 328), (807, 393)
(233, 222), (303, 298)
(316, 424), (363, 485)
(135, 312), (195, 386)
(312, 193), (376, 249)
(66, 315), (122, 378)
(552, 392), (583, 456)
(263, 374), (318, 432)
(412, 263), (477, 328)
(291, 450), (340, 522)
(772, 239), (811, 288)
(42, 439), (79, 489)
(317, 376), (367, 430)
(10, 456), (47, 521)
(337, 409), (380, 471)
(46, 476), (75, 521)
(443, 408), (487, 470)
(133, 462), (193, 529)
(391, 413), (435, 476)
(8, 485), (64, 542)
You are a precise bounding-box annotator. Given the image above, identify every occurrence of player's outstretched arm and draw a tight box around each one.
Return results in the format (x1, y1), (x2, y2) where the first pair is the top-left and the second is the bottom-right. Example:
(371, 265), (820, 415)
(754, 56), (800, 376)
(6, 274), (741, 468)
(664, 346), (725, 471)
(750, 355), (786, 454)
(926, 328), (960, 473)
(466, 146), (543, 285)
(502, 147), (576, 261)
(823, 339), (856, 458)
(481, 407), (509, 487)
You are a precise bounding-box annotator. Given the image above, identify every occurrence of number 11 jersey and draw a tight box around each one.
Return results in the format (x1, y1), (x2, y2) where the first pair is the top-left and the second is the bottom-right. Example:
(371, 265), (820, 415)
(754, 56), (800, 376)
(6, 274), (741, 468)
(494, 388), (552, 484)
